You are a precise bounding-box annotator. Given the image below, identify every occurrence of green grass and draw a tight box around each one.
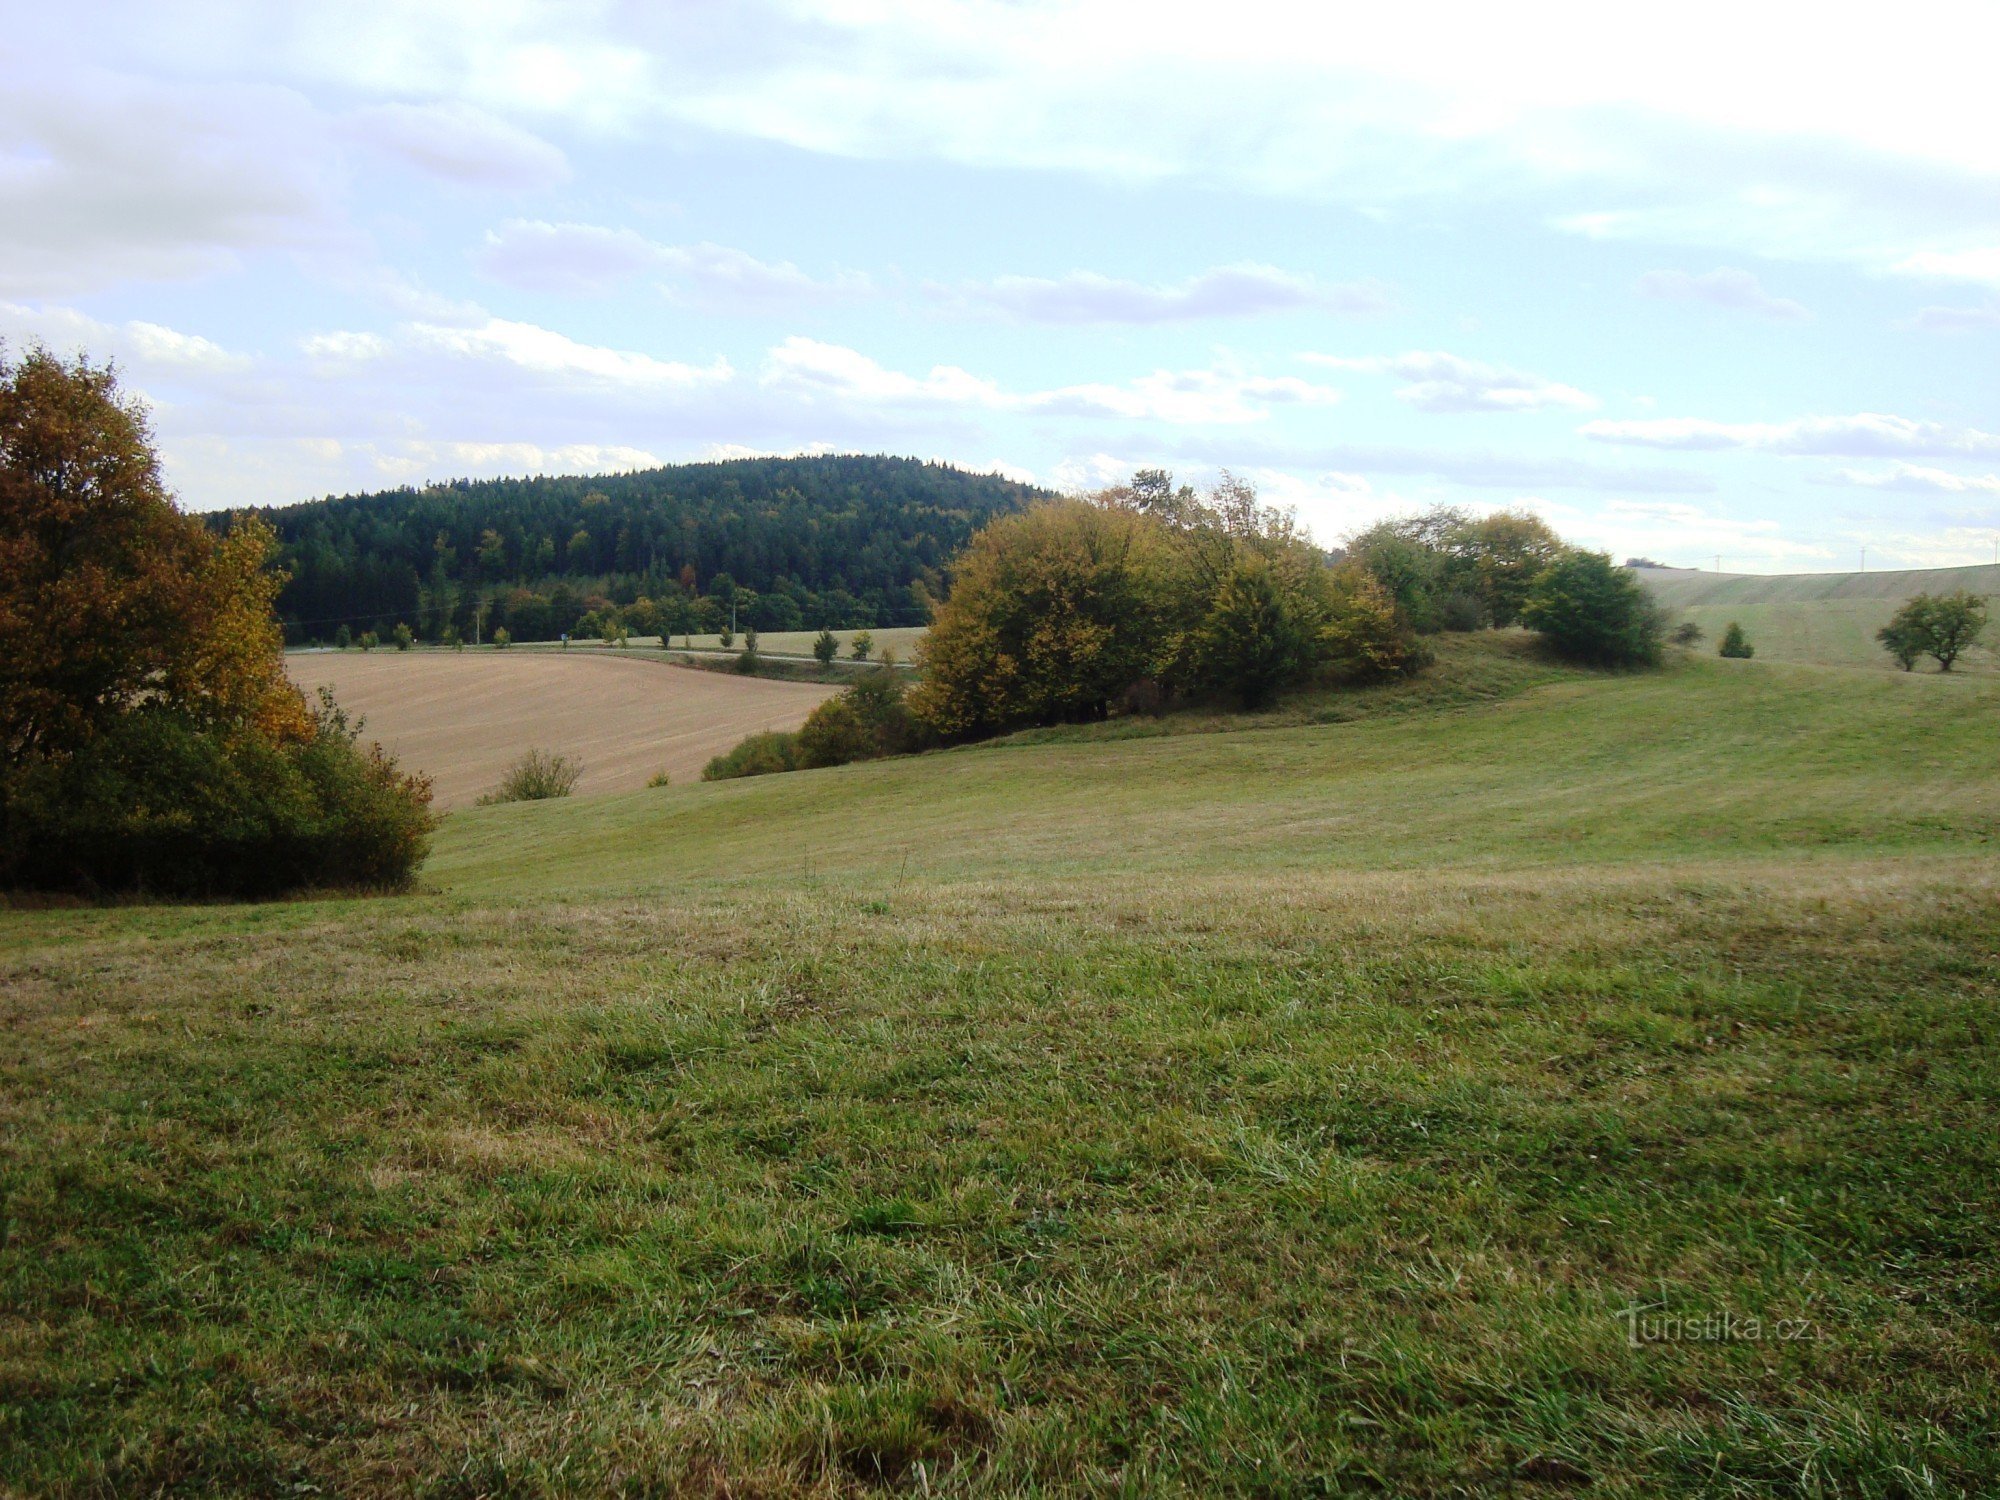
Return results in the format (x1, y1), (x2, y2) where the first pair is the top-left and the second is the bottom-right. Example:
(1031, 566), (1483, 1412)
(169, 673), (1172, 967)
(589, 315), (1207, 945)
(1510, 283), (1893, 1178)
(4, 637), (1999, 1495)
(1637, 564), (2000, 674)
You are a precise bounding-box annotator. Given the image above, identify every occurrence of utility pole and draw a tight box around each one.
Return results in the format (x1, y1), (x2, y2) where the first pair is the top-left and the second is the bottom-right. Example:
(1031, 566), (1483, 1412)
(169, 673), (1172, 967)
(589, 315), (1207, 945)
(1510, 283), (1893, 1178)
(1859, 545), (1867, 574)
(1714, 554), (1722, 573)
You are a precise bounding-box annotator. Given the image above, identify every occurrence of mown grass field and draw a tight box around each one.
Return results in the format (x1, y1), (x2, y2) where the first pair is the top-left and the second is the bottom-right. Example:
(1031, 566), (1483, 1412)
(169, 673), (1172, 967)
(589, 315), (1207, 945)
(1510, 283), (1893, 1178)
(5, 637), (1999, 1496)
(1636, 563), (2000, 674)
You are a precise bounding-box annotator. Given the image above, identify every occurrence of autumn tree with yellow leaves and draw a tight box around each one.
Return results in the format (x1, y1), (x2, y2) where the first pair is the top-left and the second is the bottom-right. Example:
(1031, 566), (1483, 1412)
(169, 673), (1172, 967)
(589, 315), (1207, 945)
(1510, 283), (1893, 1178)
(0, 347), (434, 895)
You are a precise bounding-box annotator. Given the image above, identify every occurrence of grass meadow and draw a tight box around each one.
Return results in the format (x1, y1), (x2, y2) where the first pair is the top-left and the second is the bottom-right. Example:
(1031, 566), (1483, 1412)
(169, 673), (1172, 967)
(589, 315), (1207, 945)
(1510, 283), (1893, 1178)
(4, 636), (1998, 1495)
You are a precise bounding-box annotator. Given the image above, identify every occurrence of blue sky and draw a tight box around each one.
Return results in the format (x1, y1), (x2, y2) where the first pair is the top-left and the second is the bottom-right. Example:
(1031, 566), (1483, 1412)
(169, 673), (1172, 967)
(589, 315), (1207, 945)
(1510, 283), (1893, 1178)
(5, 2), (1999, 570)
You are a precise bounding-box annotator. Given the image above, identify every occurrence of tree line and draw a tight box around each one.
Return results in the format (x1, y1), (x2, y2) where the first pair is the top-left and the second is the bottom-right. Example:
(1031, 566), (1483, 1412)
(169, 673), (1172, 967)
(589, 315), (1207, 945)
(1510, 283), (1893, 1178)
(704, 473), (1671, 783)
(246, 456), (1050, 645)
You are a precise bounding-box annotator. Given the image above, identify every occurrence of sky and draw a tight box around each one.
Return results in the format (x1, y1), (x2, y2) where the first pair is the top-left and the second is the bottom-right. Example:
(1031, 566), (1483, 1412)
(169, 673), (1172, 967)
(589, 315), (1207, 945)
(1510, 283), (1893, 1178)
(4, 2), (1999, 570)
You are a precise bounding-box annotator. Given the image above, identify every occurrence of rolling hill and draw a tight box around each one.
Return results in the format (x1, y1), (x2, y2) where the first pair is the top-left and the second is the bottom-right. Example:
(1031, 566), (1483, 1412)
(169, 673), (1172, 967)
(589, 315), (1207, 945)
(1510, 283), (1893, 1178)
(1635, 560), (2000, 672)
(8, 636), (1999, 1492)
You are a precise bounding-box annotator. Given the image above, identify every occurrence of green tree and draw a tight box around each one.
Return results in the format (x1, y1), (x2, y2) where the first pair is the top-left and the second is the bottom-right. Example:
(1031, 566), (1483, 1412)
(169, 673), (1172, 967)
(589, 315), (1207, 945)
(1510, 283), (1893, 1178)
(1191, 555), (1306, 709)
(1460, 510), (1567, 627)
(491, 626), (511, 649)
(358, 630), (379, 652)
(1881, 591), (1988, 672)
(1521, 551), (1665, 667)
(335, 624), (352, 650)
(1718, 622), (1754, 659)
(851, 630), (874, 662)
(392, 622), (414, 651)
(1876, 613), (1924, 670)
(813, 628), (838, 667)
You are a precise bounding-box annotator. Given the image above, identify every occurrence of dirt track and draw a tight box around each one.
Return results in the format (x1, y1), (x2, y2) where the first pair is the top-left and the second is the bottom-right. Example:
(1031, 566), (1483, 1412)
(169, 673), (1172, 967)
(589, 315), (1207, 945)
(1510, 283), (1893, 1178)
(289, 650), (834, 808)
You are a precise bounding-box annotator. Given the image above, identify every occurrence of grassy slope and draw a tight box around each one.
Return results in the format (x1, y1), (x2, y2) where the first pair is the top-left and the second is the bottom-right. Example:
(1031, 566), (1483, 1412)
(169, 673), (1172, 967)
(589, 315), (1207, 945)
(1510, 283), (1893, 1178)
(1637, 564), (2000, 674)
(4, 638), (1999, 1496)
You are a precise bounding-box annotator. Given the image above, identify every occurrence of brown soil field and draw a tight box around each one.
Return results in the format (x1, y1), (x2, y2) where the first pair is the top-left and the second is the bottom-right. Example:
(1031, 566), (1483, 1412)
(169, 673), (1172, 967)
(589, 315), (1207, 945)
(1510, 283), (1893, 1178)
(288, 650), (834, 808)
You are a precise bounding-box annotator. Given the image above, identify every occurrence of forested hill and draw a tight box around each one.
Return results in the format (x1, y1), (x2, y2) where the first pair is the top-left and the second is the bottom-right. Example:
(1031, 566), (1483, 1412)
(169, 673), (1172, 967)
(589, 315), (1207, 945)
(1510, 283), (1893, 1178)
(250, 455), (1051, 644)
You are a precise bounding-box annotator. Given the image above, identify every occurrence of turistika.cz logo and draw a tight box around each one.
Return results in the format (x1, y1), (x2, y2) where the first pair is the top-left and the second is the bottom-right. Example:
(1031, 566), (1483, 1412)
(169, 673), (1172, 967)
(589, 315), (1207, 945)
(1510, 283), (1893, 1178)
(1615, 1302), (1820, 1348)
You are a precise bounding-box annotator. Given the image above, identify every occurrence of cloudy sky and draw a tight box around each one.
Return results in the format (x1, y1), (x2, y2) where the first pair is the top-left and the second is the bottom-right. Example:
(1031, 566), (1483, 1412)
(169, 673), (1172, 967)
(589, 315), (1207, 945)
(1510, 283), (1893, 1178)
(6, 1), (1999, 569)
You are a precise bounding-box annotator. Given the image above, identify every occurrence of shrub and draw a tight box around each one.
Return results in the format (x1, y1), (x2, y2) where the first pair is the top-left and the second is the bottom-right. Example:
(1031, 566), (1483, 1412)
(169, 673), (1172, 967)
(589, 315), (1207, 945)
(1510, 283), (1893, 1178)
(645, 769), (671, 788)
(813, 629), (838, 667)
(492, 627), (511, 649)
(735, 642), (760, 674)
(701, 730), (799, 781)
(797, 668), (924, 768)
(0, 697), (436, 897)
(1718, 622), (1754, 659)
(719, 626), (734, 649)
(335, 624), (352, 650)
(851, 630), (874, 662)
(1670, 621), (1704, 648)
(1521, 550), (1665, 667)
(392, 622), (414, 650)
(358, 630), (378, 652)
(475, 749), (582, 805)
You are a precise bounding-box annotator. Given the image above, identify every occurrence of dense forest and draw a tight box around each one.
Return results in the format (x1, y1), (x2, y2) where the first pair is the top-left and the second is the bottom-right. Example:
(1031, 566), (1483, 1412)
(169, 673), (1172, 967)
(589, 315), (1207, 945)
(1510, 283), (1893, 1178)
(245, 455), (1051, 644)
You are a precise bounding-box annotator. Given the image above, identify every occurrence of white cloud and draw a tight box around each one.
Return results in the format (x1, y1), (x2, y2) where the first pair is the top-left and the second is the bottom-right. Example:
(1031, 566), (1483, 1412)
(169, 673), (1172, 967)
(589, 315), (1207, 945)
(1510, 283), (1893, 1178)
(1821, 464), (2000, 496)
(0, 300), (250, 374)
(0, 70), (342, 295)
(964, 265), (1387, 324)
(764, 337), (1341, 425)
(1303, 350), (1596, 413)
(1892, 247), (2000, 286)
(405, 317), (732, 390)
(1903, 304), (2000, 332)
(475, 220), (868, 302)
(1635, 267), (1810, 321)
(344, 101), (569, 190)
(1582, 412), (2000, 457)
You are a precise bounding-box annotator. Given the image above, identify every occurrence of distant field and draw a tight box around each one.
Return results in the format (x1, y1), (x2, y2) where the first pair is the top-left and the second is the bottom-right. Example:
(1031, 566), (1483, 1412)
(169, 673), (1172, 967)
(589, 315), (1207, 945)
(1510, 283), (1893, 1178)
(651, 625), (927, 659)
(1637, 562), (2000, 672)
(287, 650), (833, 807)
(10, 638), (1999, 1494)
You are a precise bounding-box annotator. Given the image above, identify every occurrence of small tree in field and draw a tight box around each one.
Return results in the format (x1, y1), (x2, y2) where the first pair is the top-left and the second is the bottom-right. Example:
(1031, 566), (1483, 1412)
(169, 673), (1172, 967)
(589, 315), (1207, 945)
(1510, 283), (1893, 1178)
(1881, 591), (1987, 672)
(335, 624), (352, 650)
(851, 630), (874, 662)
(392, 622), (414, 651)
(813, 629), (838, 668)
(358, 630), (379, 652)
(1670, 621), (1704, 648)
(492, 627), (510, 649)
(718, 625), (734, 649)
(1876, 612), (1924, 671)
(1718, 622), (1754, 659)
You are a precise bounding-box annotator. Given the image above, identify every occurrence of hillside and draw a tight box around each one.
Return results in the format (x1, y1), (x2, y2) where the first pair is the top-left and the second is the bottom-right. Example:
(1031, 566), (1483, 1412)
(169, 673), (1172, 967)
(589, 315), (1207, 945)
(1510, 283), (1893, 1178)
(251, 454), (1050, 645)
(1635, 561), (2000, 672)
(9, 637), (2000, 1493)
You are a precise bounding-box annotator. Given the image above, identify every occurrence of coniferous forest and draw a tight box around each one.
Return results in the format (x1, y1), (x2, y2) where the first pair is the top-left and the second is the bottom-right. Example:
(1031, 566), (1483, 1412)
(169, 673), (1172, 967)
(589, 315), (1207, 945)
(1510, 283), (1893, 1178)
(245, 455), (1051, 644)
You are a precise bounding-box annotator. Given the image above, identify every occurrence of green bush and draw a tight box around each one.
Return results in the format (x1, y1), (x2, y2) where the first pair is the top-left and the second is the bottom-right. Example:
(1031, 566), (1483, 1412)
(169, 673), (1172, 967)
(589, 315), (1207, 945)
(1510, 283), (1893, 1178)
(813, 629), (839, 667)
(475, 749), (582, 805)
(797, 668), (924, 768)
(335, 624), (351, 650)
(491, 627), (511, 649)
(1718, 621), (1755, 659)
(701, 730), (799, 781)
(1521, 551), (1664, 667)
(0, 700), (436, 897)
(392, 622), (414, 650)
